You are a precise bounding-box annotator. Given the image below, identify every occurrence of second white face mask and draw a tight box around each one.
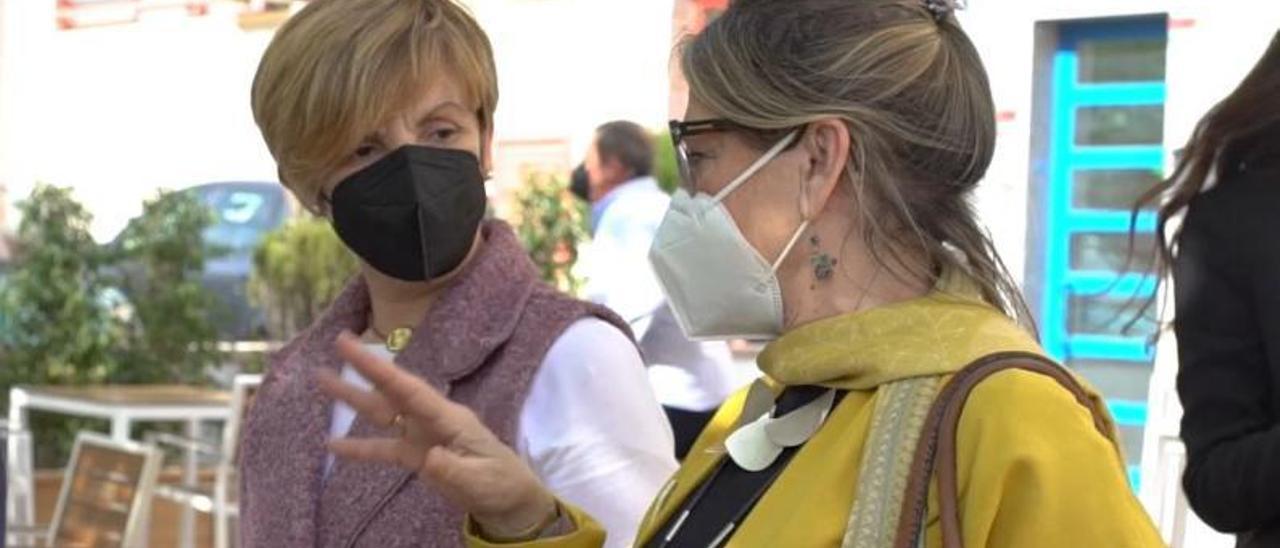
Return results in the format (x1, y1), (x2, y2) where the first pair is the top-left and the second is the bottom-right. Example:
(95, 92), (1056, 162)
(648, 131), (808, 341)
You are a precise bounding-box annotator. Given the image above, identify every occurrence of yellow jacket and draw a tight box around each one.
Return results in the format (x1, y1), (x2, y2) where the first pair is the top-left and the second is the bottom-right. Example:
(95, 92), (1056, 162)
(468, 285), (1164, 548)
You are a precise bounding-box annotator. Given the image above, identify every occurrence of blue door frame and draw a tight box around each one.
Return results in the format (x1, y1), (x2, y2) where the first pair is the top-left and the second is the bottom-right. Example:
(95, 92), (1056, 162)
(1042, 18), (1167, 487)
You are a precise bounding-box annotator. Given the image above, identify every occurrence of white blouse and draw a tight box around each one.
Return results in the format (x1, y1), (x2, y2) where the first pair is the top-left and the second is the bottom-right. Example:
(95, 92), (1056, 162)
(328, 318), (678, 548)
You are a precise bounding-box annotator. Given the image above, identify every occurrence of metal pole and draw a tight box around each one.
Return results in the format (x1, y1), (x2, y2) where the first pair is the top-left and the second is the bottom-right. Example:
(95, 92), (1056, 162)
(180, 418), (200, 548)
(6, 389), (33, 538)
(111, 414), (131, 442)
(2, 421), (8, 546)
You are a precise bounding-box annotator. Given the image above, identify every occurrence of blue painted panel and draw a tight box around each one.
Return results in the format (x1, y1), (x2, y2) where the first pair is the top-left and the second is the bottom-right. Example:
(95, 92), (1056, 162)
(1072, 83), (1166, 107)
(1109, 399), (1151, 426)
(1068, 146), (1165, 169)
(1059, 17), (1168, 47)
(1046, 18), (1168, 492)
(1064, 211), (1157, 233)
(1042, 47), (1079, 361)
(1066, 335), (1153, 362)
(1065, 272), (1158, 297)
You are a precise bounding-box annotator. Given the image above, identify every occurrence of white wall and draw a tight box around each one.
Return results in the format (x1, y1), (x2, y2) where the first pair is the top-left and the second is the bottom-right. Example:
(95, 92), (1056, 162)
(466, 0), (674, 157)
(0, 0), (675, 241)
(0, 2), (277, 242)
(463, 0), (674, 213)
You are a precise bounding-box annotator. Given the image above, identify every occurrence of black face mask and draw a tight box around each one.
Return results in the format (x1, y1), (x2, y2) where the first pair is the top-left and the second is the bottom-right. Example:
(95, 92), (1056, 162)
(570, 163), (590, 202)
(330, 145), (487, 281)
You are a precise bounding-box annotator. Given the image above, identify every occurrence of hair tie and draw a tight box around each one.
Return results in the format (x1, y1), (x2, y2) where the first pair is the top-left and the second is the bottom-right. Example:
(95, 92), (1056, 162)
(923, 0), (965, 22)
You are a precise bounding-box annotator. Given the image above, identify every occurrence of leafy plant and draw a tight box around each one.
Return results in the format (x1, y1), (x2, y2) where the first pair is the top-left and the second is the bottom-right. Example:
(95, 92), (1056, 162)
(0, 185), (128, 467)
(248, 216), (360, 340)
(652, 128), (681, 194)
(113, 190), (223, 384)
(0, 184), (127, 390)
(512, 173), (590, 294)
(0, 185), (228, 467)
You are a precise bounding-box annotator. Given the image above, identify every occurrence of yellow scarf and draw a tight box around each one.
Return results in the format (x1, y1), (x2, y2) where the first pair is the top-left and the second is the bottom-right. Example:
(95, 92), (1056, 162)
(753, 275), (1052, 548)
(757, 276), (1044, 391)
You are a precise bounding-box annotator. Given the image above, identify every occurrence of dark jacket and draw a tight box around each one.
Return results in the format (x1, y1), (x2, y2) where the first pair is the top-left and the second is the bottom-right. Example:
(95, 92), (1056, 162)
(1175, 146), (1280, 547)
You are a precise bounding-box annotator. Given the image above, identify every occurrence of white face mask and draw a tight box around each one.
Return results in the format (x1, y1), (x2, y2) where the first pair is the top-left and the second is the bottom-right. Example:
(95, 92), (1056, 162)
(648, 131), (808, 341)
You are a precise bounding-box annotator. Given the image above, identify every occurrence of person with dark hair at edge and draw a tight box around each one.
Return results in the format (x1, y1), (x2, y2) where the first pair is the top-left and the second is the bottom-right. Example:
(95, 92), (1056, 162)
(1137, 30), (1280, 548)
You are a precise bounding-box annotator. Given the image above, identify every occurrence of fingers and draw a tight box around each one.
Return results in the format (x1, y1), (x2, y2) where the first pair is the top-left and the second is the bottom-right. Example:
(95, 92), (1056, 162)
(315, 368), (398, 426)
(334, 331), (473, 441)
(419, 445), (460, 483)
(329, 438), (420, 471)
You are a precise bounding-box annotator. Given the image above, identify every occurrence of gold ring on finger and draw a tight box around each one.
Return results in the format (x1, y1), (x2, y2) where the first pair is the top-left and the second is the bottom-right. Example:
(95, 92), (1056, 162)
(390, 413), (407, 437)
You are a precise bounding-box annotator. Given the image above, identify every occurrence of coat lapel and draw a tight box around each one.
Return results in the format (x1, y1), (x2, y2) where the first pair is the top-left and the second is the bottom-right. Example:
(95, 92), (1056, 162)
(246, 274), (370, 546)
(317, 221), (542, 546)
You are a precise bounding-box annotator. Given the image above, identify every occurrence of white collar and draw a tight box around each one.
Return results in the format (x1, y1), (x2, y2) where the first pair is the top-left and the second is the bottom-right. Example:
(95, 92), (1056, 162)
(724, 381), (838, 471)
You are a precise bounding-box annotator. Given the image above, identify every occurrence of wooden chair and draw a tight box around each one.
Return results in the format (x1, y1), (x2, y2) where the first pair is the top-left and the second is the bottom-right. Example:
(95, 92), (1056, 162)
(7, 432), (162, 548)
(145, 374), (261, 548)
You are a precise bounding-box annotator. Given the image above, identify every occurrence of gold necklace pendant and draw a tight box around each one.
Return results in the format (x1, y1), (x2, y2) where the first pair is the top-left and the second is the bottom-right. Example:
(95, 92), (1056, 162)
(378, 326), (413, 353)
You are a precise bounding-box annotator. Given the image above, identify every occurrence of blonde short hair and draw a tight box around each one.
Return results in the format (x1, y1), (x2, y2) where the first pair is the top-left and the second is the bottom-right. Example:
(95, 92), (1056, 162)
(251, 0), (498, 199)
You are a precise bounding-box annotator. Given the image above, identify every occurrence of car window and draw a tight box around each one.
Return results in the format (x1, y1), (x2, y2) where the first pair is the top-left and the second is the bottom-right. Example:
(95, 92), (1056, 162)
(193, 186), (283, 255)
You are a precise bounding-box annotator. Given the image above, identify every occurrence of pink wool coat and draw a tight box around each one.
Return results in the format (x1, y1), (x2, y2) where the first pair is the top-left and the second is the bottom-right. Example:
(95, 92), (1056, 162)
(238, 221), (630, 547)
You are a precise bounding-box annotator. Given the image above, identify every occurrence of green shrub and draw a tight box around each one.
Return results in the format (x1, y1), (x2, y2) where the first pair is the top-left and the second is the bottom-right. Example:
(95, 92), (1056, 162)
(0, 185), (125, 393)
(512, 173), (590, 295)
(0, 186), (223, 467)
(652, 128), (680, 194)
(113, 190), (223, 384)
(248, 216), (360, 340)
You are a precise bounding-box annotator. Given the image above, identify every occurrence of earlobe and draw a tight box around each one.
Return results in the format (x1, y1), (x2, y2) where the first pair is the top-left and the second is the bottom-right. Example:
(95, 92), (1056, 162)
(798, 166), (815, 221)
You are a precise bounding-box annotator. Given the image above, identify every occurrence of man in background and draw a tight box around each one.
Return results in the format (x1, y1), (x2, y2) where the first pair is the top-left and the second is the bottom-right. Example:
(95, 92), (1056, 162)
(570, 163), (590, 203)
(577, 120), (740, 459)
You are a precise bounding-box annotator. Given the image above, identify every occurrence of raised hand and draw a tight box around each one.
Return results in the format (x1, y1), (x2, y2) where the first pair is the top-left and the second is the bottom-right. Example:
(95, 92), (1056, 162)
(317, 331), (558, 539)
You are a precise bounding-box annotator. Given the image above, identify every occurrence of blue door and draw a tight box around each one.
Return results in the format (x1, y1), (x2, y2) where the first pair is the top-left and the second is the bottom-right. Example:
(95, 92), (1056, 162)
(1042, 17), (1168, 488)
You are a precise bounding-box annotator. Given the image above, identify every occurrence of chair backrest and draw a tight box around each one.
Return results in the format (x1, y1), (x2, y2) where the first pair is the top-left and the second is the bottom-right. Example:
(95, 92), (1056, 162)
(2, 420), (9, 544)
(3, 419), (34, 545)
(221, 374), (262, 470)
(216, 373), (262, 512)
(47, 432), (162, 548)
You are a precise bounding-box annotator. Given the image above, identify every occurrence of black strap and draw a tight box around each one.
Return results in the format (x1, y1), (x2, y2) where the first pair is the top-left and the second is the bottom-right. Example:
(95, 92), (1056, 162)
(645, 386), (845, 548)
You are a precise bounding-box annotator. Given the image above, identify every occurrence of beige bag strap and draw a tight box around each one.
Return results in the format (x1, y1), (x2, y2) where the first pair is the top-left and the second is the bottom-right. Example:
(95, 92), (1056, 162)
(892, 352), (1112, 548)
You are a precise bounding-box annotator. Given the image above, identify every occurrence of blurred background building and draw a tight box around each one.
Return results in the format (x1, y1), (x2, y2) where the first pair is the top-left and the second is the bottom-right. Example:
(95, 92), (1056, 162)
(0, 0), (675, 243)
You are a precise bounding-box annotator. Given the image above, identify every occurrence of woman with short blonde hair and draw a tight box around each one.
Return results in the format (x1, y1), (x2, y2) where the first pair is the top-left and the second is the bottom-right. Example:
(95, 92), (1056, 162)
(238, 1), (676, 546)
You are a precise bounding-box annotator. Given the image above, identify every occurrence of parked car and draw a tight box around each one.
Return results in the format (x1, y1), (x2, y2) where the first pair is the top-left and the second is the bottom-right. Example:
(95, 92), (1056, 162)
(192, 182), (293, 339)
